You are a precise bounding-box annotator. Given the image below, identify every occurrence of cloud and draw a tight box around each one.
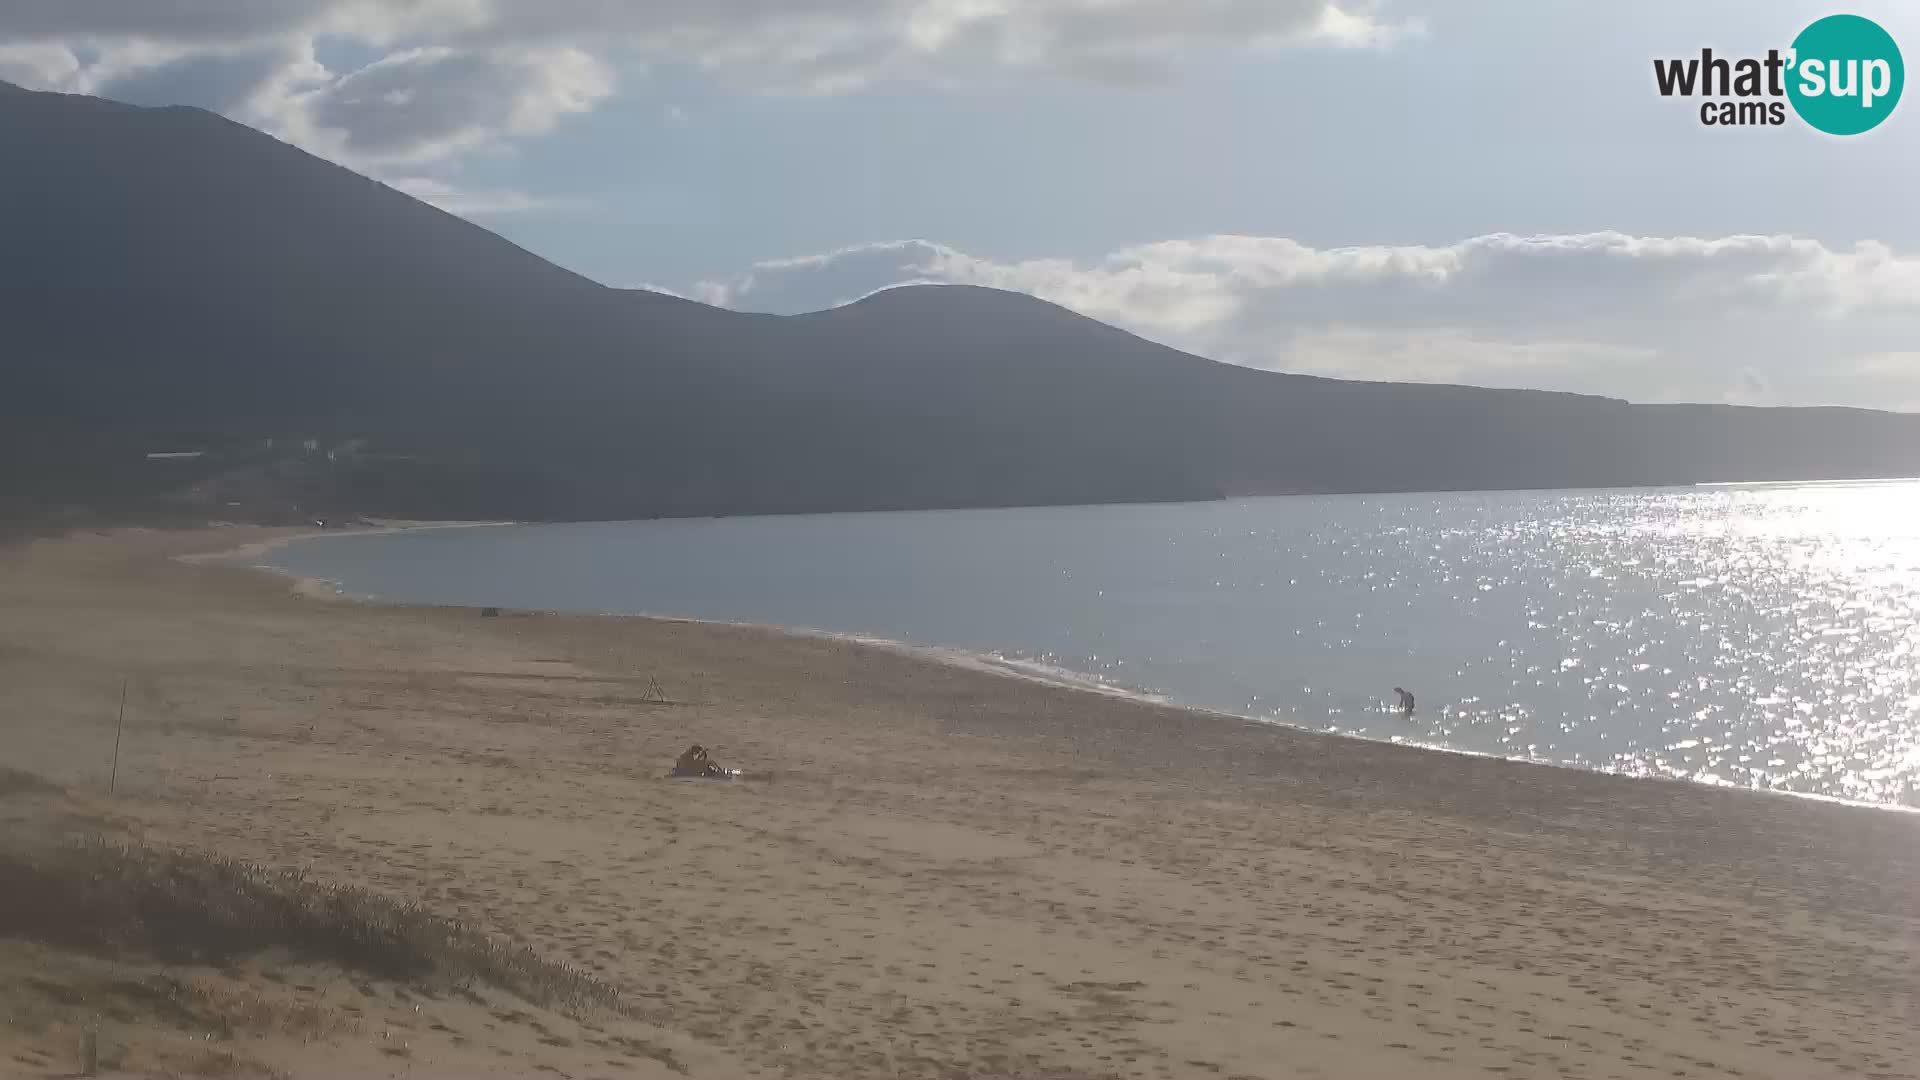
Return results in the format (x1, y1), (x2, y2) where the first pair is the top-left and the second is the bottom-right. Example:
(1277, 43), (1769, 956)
(689, 232), (1920, 407)
(0, 1), (471, 49)
(0, 38), (213, 95)
(0, 1), (1414, 164)
(0, 43), (82, 88)
(72, 45), (299, 110)
(1853, 352), (1920, 378)
(627, 282), (690, 299)
(268, 45), (615, 165)
(414, 1), (1416, 91)
(1836, 352), (1920, 412)
(385, 176), (578, 216)
(696, 239), (961, 310)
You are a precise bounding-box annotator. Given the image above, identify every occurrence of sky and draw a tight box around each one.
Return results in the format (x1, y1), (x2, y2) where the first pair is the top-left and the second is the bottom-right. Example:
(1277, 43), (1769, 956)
(2, 0), (1917, 408)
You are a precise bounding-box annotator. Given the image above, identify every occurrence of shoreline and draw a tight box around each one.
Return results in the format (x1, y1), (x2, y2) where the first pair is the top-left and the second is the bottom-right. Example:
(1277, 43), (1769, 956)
(176, 517), (519, 566)
(238, 522), (1920, 817)
(182, 518), (520, 599)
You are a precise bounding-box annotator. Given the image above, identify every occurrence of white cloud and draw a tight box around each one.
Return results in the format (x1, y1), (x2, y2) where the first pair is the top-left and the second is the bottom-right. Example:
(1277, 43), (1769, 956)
(385, 176), (577, 216)
(448, 1), (1415, 90)
(698, 239), (962, 310)
(0, 1), (479, 49)
(0, 38), (214, 95)
(0, 0), (1417, 246)
(0, 42), (82, 88)
(1841, 353), (1920, 412)
(263, 45), (615, 165)
(689, 232), (1920, 408)
(627, 282), (692, 299)
(0, 34), (614, 215)
(0, 1), (1412, 162)
(1854, 352), (1920, 378)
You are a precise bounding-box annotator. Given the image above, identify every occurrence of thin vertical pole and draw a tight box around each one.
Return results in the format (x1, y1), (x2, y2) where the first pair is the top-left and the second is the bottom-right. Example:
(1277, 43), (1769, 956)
(109, 678), (127, 795)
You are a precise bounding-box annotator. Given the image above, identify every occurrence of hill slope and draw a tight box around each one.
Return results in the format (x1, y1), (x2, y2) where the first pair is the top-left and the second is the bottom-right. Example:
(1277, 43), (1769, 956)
(3, 80), (1919, 522)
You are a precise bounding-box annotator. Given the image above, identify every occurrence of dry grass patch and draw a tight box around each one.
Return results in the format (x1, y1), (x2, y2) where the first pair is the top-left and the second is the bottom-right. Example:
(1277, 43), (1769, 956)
(0, 838), (620, 1015)
(0, 766), (64, 798)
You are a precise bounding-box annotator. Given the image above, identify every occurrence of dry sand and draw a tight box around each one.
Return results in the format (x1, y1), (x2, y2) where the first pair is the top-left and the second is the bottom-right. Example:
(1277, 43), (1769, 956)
(2, 527), (1917, 1079)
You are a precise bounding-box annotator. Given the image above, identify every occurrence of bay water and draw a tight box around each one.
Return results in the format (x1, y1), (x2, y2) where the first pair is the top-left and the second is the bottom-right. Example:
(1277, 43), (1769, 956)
(265, 480), (1920, 807)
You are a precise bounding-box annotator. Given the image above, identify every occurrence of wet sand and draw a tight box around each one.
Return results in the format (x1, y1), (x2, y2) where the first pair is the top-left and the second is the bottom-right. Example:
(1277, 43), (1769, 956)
(3, 527), (1917, 1078)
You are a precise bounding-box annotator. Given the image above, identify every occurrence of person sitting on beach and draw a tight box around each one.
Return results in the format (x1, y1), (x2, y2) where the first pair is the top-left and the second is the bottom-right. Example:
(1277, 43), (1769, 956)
(671, 744), (711, 776)
(670, 743), (729, 778)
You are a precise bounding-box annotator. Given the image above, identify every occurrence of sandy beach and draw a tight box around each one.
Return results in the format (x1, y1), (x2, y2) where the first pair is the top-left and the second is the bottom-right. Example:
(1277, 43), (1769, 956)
(3, 527), (1917, 1079)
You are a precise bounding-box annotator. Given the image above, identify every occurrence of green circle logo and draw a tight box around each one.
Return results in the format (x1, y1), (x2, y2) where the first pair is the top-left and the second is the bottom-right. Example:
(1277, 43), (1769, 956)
(1787, 14), (1904, 135)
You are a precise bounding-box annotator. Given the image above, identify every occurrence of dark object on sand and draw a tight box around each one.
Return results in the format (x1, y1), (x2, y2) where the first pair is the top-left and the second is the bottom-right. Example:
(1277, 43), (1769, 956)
(480, 607), (500, 618)
(670, 744), (732, 779)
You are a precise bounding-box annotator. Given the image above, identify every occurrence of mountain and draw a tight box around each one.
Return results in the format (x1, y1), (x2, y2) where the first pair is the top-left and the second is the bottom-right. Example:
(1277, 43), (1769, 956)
(4, 79), (1920, 524)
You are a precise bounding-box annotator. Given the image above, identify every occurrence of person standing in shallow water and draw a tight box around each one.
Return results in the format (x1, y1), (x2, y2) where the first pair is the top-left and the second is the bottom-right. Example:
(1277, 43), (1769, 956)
(1393, 687), (1416, 717)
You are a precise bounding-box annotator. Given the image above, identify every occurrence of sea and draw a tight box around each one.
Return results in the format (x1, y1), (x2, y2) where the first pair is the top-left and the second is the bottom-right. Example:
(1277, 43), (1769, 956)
(263, 480), (1920, 809)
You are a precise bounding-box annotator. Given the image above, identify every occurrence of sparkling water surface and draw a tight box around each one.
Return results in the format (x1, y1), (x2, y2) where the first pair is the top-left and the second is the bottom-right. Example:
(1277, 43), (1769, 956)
(268, 481), (1920, 807)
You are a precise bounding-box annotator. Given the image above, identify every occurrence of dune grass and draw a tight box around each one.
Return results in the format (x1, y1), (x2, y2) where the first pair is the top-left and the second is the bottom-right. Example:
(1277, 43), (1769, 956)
(0, 765), (65, 797)
(0, 837), (620, 1015)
